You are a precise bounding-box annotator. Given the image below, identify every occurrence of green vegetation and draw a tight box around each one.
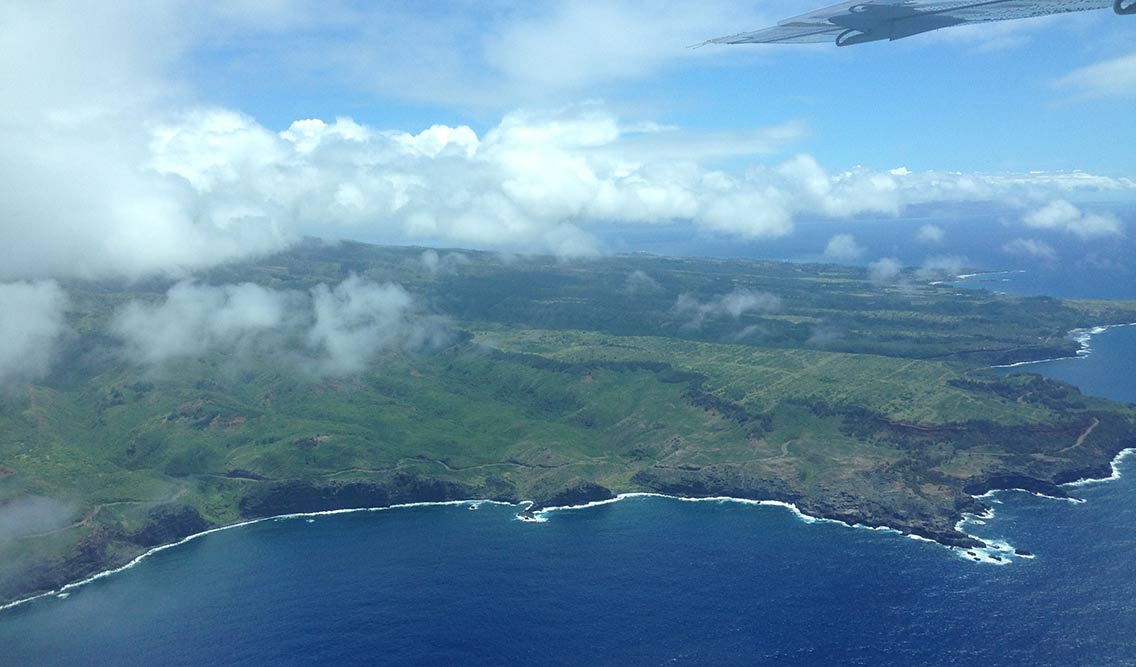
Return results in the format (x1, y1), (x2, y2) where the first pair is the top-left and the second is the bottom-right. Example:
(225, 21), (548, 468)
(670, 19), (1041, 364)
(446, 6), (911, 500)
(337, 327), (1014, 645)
(3, 240), (1136, 604)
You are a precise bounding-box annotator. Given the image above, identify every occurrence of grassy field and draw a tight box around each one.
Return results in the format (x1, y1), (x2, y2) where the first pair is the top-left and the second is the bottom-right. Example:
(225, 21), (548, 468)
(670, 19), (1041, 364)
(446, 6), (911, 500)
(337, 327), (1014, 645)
(3, 241), (1136, 603)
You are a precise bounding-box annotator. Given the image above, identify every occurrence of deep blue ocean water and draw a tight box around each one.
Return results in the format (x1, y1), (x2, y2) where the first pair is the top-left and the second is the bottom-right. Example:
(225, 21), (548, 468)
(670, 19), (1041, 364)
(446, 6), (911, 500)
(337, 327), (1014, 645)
(2, 226), (1135, 666)
(2, 450), (1135, 666)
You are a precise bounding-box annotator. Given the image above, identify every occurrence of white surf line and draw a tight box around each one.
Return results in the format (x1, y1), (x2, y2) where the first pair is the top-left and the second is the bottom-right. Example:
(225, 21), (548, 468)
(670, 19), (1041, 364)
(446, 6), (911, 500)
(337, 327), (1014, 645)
(954, 270), (1027, 281)
(972, 488), (1084, 504)
(0, 499), (521, 614)
(993, 356), (1077, 369)
(933, 270), (1027, 286)
(530, 492), (1022, 565)
(970, 322), (1136, 558)
(14, 449), (1136, 614)
(1061, 448), (1136, 488)
(523, 492), (913, 537)
(954, 448), (1136, 565)
(950, 508), (1017, 566)
(991, 321), (1136, 369)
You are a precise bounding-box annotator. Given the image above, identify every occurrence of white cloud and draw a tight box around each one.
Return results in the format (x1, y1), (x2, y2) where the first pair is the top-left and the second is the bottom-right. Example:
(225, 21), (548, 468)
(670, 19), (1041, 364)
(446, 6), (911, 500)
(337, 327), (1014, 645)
(916, 255), (967, 280)
(1054, 52), (1136, 99)
(111, 282), (291, 365)
(0, 4), (293, 282)
(1003, 238), (1057, 260)
(915, 224), (945, 244)
(210, 0), (779, 108)
(0, 496), (76, 543)
(1021, 200), (1124, 239)
(139, 108), (1136, 261)
(138, 108), (887, 255)
(868, 258), (903, 284)
(420, 250), (471, 276)
(823, 233), (866, 260)
(624, 270), (664, 296)
(0, 281), (69, 388)
(2, 3), (1134, 282)
(307, 276), (440, 375)
(111, 276), (442, 376)
(3, 97), (1132, 279)
(481, 1), (750, 94)
(674, 288), (781, 328)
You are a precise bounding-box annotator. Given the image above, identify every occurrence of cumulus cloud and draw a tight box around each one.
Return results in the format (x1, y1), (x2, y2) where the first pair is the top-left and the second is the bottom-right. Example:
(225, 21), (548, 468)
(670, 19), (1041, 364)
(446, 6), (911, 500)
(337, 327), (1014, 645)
(3, 3), (1134, 284)
(0, 281), (69, 388)
(138, 109), (886, 255)
(624, 270), (664, 296)
(5, 90), (1134, 282)
(868, 258), (904, 284)
(916, 224), (945, 244)
(916, 255), (967, 280)
(823, 233), (866, 260)
(0, 4), (296, 282)
(111, 276), (443, 376)
(112, 282), (291, 365)
(1003, 238), (1057, 260)
(307, 276), (443, 375)
(674, 288), (781, 328)
(140, 108), (1136, 262)
(420, 250), (471, 276)
(1054, 52), (1136, 99)
(1021, 200), (1124, 239)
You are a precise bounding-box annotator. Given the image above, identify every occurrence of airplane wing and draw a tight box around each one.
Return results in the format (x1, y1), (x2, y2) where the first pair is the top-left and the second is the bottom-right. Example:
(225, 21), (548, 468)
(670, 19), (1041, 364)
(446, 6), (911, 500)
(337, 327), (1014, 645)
(703, 0), (1122, 47)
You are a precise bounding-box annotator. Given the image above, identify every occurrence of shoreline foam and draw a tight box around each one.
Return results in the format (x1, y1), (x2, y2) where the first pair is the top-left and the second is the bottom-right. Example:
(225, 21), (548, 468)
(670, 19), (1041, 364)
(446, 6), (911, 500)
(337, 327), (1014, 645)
(952, 447), (1136, 565)
(1061, 447), (1135, 488)
(534, 493), (1025, 565)
(932, 270), (1027, 287)
(0, 499), (518, 614)
(991, 322), (1136, 369)
(6, 437), (1135, 613)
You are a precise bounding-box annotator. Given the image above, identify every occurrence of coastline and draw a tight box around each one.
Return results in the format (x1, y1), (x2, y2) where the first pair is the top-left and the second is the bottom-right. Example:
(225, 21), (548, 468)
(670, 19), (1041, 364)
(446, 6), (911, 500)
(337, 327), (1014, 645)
(7, 444), (1136, 614)
(532, 492), (1022, 565)
(1061, 447), (1135, 488)
(0, 492), (970, 614)
(0, 499), (514, 614)
(930, 269), (1026, 287)
(6, 314), (1135, 614)
(991, 322), (1136, 369)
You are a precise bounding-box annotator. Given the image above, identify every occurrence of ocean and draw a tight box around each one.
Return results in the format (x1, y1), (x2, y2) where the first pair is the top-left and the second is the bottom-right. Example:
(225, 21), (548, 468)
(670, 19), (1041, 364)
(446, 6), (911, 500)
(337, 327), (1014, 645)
(2, 440), (1135, 665)
(2, 231), (1135, 666)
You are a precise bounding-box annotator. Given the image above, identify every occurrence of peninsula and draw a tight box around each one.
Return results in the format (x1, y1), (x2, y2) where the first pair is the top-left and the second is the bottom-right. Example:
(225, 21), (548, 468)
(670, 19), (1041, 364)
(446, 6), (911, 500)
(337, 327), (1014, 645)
(3, 241), (1136, 605)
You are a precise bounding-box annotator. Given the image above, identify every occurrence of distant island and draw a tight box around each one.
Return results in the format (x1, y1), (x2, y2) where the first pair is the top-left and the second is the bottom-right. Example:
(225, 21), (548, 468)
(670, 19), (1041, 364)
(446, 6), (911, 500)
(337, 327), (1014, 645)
(3, 240), (1136, 606)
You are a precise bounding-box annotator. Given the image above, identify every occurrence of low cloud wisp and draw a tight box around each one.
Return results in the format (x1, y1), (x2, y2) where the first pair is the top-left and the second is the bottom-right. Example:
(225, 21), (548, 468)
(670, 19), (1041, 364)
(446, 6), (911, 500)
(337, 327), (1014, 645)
(0, 281), (69, 389)
(674, 288), (782, 329)
(824, 233), (866, 261)
(111, 276), (446, 377)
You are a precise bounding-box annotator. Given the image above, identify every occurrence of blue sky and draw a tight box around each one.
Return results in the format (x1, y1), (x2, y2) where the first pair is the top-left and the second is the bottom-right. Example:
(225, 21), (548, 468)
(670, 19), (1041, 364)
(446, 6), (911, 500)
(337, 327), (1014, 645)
(1, 0), (1134, 280)
(1, 0), (1135, 385)
(177, 1), (1136, 173)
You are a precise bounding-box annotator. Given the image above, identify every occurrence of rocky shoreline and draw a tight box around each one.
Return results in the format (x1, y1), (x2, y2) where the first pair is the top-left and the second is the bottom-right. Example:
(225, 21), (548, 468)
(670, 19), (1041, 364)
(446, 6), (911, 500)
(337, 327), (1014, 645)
(11, 442), (1136, 610)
